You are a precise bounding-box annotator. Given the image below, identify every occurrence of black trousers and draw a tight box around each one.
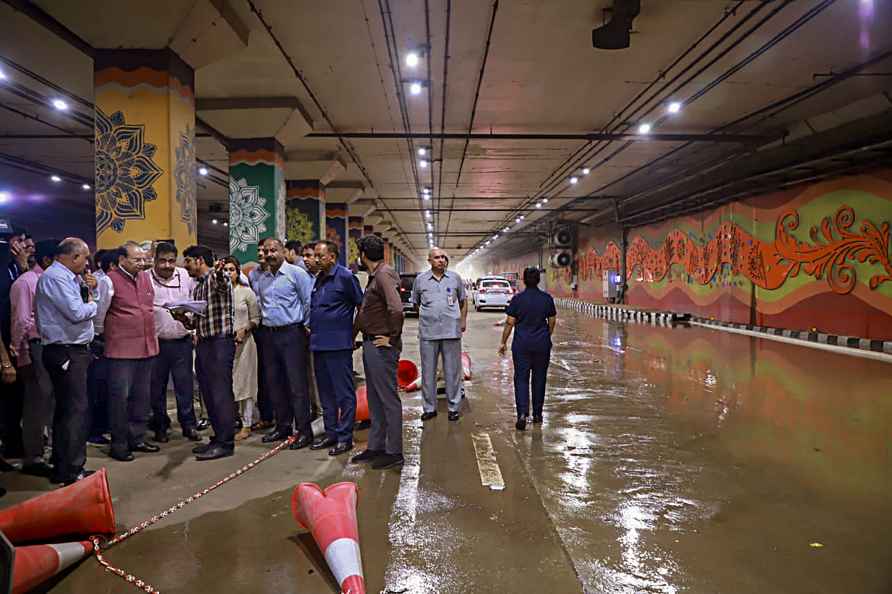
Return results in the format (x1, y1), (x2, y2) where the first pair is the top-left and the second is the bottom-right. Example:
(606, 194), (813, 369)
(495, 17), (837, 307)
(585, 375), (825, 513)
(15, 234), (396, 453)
(107, 358), (153, 454)
(252, 326), (274, 423)
(150, 337), (197, 432)
(87, 348), (109, 439)
(42, 344), (91, 481)
(261, 324), (312, 437)
(195, 335), (236, 449)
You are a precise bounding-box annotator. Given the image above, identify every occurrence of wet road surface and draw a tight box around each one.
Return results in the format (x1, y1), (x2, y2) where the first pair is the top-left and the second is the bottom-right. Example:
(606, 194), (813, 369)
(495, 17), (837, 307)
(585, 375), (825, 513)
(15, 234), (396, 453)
(3, 309), (890, 593)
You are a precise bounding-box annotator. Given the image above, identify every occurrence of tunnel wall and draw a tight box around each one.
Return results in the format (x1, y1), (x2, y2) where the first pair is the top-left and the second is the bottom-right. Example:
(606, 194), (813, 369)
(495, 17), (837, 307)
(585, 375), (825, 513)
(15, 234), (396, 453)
(487, 169), (892, 340)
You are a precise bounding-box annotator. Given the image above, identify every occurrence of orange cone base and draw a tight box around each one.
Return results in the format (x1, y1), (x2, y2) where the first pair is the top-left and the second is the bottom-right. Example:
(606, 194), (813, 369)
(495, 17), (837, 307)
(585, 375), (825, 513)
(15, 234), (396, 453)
(12, 540), (93, 594)
(340, 574), (366, 594)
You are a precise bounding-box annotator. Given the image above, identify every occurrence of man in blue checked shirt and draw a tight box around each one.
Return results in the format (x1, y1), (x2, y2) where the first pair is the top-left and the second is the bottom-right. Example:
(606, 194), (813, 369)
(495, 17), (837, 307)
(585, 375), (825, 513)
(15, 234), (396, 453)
(309, 240), (363, 456)
(253, 239), (315, 450)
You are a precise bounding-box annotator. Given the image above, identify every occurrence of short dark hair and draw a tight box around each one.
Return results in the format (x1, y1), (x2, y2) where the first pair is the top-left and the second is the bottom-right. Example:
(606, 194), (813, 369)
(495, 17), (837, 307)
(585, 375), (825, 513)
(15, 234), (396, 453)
(98, 249), (117, 272)
(154, 242), (177, 258)
(357, 235), (384, 262)
(183, 245), (215, 267)
(34, 239), (57, 265)
(523, 266), (540, 287)
(285, 240), (302, 253)
(317, 240), (338, 258)
(302, 242), (316, 252)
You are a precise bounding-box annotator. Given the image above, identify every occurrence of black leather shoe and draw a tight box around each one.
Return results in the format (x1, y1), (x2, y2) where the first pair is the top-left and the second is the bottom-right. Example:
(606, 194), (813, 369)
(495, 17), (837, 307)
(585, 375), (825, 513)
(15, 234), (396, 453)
(351, 449), (384, 463)
(372, 453), (404, 470)
(20, 462), (53, 477)
(310, 437), (336, 451)
(51, 469), (96, 486)
(183, 428), (202, 441)
(153, 431), (169, 443)
(532, 415), (543, 424)
(109, 450), (135, 462)
(515, 417), (527, 431)
(262, 430), (291, 443)
(192, 441), (210, 454)
(0, 458), (16, 472)
(328, 442), (353, 456)
(195, 444), (233, 461)
(288, 435), (313, 450)
(448, 411), (460, 422)
(132, 442), (160, 453)
(196, 418), (210, 431)
(420, 411), (437, 421)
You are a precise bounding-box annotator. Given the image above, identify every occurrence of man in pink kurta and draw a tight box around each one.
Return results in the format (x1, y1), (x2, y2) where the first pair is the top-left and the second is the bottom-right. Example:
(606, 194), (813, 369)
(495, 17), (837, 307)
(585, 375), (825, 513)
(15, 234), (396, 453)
(9, 240), (57, 475)
(104, 242), (160, 461)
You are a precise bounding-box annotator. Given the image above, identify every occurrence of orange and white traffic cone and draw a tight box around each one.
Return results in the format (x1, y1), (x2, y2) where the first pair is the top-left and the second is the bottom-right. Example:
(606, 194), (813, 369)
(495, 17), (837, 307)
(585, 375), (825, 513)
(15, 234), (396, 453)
(291, 482), (365, 594)
(1, 530), (94, 594)
(396, 359), (419, 390)
(0, 468), (115, 545)
(355, 385), (369, 423)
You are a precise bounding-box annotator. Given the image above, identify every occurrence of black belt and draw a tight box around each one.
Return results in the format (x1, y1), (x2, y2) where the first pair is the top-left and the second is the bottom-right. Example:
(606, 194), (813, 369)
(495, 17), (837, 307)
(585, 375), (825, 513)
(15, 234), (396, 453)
(159, 336), (192, 342)
(45, 343), (89, 350)
(265, 322), (303, 332)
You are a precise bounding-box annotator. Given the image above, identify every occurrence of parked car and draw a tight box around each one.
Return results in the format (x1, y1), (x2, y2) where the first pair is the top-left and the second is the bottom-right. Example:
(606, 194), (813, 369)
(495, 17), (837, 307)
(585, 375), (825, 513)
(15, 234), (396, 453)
(473, 276), (514, 311)
(399, 273), (418, 315)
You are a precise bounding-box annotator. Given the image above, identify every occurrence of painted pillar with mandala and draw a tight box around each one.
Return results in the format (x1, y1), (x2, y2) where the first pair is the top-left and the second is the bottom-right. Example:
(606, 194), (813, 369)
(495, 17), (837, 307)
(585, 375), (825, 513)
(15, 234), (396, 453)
(228, 138), (286, 265)
(348, 216), (363, 272)
(93, 49), (197, 250)
(325, 203), (348, 267)
(286, 180), (326, 245)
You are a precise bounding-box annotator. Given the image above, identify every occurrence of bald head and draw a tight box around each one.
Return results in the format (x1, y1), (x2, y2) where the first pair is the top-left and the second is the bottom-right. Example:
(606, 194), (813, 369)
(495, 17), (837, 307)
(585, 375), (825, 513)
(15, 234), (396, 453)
(428, 247), (448, 275)
(56, 237), (90, 274)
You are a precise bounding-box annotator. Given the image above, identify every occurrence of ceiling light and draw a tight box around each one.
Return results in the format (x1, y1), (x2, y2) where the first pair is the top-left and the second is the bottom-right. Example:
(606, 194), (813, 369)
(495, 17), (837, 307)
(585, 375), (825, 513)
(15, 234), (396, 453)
(519, 215), (525, 220)
(81, 183), (91, 190)
(50, 175), (61, 183)
(582, 167), (590, 175)
(419, 159), (429, 168)
(535, 202), (542, 208)
(422, 194), (431, 200)
(427, 223), (432, 230)
(51, 99), (68, 111)
(667, 101), (682, 114)
(198, 166), (208, 176)
(569, 177), (578, 185)
(503, 226), (510, 232)
(212, 218), (219, 225)
(417, 147), (427, 156)
(0, 191), (10, 203)
(409, 82), (423, 95)
(223, 222), (229, 227)
(638, 122), (652, 134)
(406, 52), (420, 67)
(515, 217), (521, 223)
(0, 70), (6, 81)
(425, 211), (431, 218)
(542, 198), (549, 203)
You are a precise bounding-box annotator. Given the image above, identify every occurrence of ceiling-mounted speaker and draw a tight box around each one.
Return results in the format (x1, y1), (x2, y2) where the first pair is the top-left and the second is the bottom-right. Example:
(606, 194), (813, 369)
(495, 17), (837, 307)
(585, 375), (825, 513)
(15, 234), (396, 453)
(552, 225), (575, 248)
(551, 251), (573, 268)
(592, 0), (641, 50)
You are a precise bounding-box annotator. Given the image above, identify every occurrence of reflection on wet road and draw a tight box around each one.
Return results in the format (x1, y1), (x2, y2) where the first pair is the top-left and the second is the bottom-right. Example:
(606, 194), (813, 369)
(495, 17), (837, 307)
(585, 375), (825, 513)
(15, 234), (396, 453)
(491, 312), (892, 594)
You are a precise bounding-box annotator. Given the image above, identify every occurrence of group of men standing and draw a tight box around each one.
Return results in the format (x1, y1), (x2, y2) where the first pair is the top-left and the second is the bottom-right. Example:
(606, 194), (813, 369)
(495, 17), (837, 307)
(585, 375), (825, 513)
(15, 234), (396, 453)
(0, 229), (470, 486)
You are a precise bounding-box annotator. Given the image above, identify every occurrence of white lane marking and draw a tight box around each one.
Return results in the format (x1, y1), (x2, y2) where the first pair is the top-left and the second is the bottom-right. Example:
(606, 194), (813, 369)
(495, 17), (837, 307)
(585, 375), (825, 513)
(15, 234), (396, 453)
(691, 322), (892, 364)
(471, 432), (505, 491)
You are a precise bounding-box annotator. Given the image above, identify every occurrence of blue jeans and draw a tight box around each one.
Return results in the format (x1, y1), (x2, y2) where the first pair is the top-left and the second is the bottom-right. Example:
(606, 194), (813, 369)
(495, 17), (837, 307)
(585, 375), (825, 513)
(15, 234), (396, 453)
(512, 346), (550, 418)
(313, 349), (355, 445)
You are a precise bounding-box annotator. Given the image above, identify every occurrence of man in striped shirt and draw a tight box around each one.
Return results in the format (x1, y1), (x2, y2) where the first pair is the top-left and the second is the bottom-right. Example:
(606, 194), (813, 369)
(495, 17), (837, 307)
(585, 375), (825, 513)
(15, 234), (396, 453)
(180, 245), (236, 461)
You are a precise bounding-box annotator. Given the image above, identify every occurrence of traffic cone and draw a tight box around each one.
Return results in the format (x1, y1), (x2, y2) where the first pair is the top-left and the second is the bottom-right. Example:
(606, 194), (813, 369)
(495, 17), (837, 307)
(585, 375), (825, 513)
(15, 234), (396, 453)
(355, 385), (369, 423)
(0, 468), (115, 545)
(461, 352), (472, 380)
(291, 482), (365, 594)
(396, 359), (419, 390)
(1, 530), (94, 594)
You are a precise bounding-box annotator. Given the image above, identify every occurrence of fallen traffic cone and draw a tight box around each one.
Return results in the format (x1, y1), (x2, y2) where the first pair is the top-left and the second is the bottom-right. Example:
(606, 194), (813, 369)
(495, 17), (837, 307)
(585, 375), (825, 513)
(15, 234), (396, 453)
(0, 468), (115, 545)
(461, 352), (472, 380)
(291, 482), (365, 594)
(1, 530), (94, 594)
(355, 385), (369, 423)
(396, 359), (419, 390)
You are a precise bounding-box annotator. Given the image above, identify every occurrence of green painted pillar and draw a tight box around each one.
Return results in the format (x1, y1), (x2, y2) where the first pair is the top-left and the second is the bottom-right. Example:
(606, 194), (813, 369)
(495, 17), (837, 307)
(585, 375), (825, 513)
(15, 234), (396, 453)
(228, 139), (285, 264)
(285, 180), (325, 244)
(325, 203), (348, 267)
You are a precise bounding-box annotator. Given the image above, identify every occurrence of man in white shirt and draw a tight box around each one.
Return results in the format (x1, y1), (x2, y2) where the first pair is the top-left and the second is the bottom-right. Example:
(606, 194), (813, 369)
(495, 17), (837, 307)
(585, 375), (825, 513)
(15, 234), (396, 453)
(148, 242), (200, 442)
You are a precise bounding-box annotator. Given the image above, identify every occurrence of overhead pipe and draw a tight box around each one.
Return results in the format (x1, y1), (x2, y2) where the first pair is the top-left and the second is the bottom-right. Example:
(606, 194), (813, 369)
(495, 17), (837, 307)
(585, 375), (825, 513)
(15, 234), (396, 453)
(304, 131), (767, 142)
(437, 0), (453, 237)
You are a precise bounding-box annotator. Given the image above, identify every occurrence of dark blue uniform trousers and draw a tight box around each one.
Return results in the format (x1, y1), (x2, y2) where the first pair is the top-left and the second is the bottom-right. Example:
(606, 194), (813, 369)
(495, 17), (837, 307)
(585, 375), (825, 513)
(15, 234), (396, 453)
(512, 345), (551, 418)
(313, 349), (355, 445)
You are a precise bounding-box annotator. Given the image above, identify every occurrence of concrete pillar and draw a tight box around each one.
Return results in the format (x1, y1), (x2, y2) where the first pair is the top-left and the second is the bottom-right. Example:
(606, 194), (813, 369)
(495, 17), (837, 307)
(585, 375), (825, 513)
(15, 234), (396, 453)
(348, 216), (363, 272)
(285, 180), (325, 244)
(93, 49), (196, 249)
(325, 203), (347, 267)
(228, 138), (285, 264)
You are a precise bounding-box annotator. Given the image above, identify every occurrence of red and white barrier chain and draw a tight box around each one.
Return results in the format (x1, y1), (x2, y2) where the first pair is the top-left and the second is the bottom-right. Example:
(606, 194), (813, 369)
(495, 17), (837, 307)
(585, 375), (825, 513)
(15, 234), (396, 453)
(92, 436), (296, 593)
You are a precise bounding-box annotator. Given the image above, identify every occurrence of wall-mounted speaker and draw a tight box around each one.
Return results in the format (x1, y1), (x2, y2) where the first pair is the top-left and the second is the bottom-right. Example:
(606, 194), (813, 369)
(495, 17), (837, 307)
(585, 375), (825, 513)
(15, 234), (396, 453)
(551, 250), (573, 268)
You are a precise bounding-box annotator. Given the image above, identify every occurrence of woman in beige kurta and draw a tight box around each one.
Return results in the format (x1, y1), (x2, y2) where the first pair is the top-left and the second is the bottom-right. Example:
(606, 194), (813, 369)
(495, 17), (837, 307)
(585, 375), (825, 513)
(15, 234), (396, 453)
(223, 257), (260, 441)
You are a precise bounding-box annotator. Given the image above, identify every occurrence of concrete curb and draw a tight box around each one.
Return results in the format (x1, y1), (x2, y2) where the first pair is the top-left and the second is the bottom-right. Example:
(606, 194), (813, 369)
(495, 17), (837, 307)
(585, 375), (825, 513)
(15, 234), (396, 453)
(555, 298), (892, 356)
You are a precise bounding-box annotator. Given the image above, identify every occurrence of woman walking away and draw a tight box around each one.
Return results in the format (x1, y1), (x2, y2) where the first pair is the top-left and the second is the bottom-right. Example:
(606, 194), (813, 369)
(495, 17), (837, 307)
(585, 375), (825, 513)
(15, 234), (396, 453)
(497, 267), (557, 431)
(223, 257), (261, 441)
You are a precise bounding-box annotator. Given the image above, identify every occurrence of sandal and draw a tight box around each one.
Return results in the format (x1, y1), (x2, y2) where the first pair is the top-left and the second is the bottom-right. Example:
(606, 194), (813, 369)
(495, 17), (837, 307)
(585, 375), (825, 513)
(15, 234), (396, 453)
(250, 420), (273, 431)
(235, 427), (252, 441)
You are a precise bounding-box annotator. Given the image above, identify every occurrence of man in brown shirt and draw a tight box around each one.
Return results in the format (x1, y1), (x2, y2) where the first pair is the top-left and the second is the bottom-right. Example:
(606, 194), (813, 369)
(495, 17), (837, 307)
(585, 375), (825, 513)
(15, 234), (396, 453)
(351, 234), (405, 469)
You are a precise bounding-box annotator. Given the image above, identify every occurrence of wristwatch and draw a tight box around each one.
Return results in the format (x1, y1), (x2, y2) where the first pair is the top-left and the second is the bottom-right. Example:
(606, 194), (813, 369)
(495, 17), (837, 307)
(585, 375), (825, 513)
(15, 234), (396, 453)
(1, 362), (12, 369)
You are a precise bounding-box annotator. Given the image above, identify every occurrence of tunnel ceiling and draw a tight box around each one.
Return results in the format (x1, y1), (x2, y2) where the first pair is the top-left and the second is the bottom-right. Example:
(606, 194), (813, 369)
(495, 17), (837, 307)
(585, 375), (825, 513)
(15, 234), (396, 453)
(1, 0), (891, 264)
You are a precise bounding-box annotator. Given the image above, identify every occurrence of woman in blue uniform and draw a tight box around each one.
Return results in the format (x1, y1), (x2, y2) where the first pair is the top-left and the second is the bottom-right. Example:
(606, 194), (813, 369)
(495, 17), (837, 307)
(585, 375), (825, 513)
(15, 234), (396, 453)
(497, 267), (557, 430)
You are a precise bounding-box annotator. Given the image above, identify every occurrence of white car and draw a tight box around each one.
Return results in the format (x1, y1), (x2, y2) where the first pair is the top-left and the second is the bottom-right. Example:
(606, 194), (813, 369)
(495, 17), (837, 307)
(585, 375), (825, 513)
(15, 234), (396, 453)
(474, 277), (514, 311)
